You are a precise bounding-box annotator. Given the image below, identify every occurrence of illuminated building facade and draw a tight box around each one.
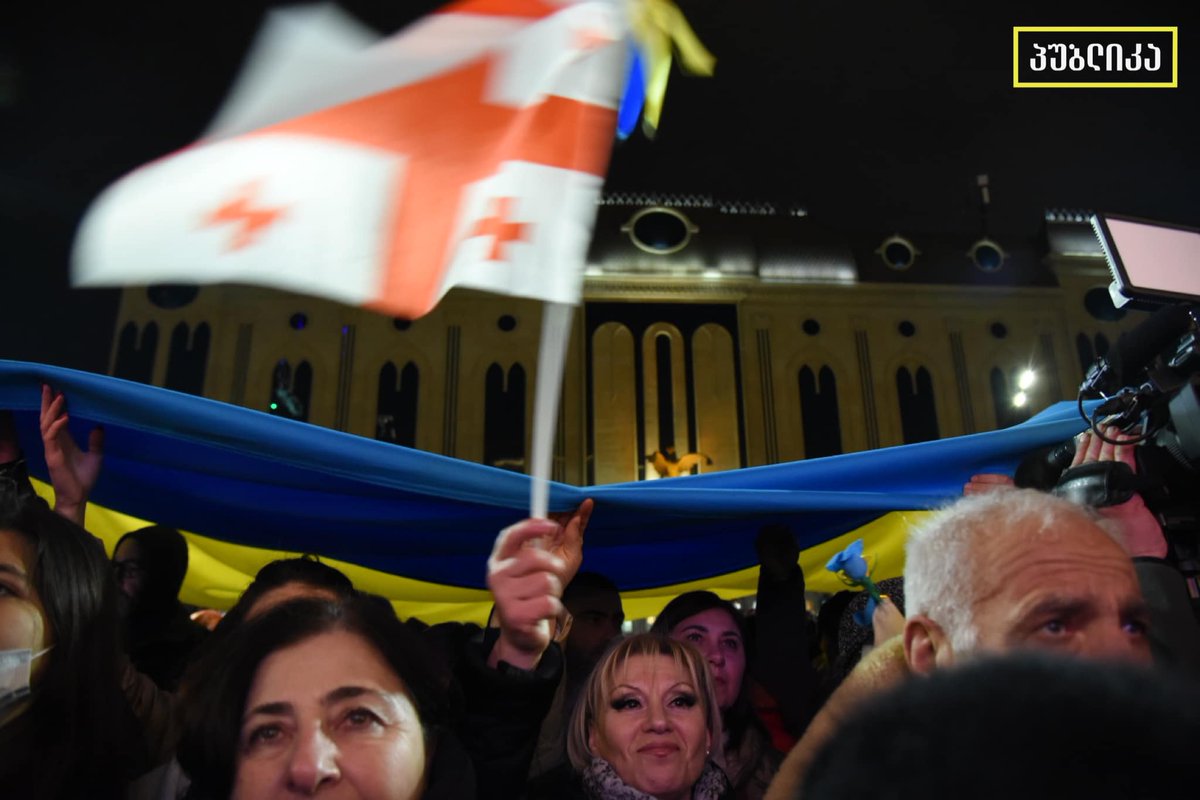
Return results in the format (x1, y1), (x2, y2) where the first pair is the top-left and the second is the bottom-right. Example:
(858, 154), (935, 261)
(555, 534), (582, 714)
(108, 199), (1140, 485)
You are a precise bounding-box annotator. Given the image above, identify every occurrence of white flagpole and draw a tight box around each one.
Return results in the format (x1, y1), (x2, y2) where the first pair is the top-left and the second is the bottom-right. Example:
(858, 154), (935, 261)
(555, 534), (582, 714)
(529, 300), (574, 519)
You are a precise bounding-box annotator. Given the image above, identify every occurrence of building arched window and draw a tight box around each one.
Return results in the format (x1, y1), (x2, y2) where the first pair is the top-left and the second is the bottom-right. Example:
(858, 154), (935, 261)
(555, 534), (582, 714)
(484, 363), (526, 471)
(268, 359), (312, 422)
(989, 366), (1035, 429)
(990, 367), (1013, 429)
(654, 333), (677, 454)
(897, 366), (939, 443)
(113, 321), (158, 384)
(377, 361), (419, 447)
(799, 365), (842, 457)
(164, 322), (209, 395)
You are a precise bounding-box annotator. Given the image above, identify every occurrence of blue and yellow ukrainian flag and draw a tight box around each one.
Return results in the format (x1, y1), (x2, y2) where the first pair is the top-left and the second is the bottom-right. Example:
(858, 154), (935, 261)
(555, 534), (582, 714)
(2, 361), (1089, 624)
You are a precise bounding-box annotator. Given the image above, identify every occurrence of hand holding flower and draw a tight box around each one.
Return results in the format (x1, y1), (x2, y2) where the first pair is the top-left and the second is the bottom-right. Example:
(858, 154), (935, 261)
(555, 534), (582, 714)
(826, 539), (884, 627)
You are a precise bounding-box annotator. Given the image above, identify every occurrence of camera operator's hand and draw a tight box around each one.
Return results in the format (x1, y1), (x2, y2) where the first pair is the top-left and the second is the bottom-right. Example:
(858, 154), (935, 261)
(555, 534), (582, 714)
(1072, 426), (1168, 559)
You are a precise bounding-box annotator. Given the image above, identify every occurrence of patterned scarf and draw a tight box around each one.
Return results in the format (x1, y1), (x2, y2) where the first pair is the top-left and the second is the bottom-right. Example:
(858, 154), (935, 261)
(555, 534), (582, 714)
(581, 756), (730, 800)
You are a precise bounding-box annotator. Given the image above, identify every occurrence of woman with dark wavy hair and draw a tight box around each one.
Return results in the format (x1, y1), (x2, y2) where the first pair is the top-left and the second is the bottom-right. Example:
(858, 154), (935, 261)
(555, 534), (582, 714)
(0, 495), (145, 799)
(178, 594), (473, 800)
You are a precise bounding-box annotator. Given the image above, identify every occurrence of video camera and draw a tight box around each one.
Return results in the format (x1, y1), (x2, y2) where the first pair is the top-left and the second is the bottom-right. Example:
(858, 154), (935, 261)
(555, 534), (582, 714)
(1036, 213), (1200, 601)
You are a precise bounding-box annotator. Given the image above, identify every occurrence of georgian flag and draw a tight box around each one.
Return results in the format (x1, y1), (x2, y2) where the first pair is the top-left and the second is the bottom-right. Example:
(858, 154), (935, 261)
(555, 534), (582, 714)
(72, 0), (624, 318)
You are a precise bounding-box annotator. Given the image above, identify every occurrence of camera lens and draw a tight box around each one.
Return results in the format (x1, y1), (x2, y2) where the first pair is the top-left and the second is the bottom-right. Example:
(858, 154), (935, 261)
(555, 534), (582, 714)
(1046, 439), (1078, 471)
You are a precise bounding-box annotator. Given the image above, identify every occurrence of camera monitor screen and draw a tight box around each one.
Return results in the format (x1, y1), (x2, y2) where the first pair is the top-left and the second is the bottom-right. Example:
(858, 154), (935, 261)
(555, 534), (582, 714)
(1090, 213), (1200, 305)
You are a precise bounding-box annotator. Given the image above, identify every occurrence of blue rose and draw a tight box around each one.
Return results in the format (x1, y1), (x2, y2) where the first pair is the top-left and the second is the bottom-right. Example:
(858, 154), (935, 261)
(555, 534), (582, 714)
(826, 539), (869, 582)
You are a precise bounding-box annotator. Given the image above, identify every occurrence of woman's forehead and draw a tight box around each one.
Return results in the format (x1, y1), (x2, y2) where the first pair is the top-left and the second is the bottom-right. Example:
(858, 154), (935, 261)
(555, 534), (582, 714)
(611, 652), (693, 687)
(0, 528), (34, 572)
(113, 537), (142, 560)
(249, 629), (409, 705)
(675, 607), (741, 636)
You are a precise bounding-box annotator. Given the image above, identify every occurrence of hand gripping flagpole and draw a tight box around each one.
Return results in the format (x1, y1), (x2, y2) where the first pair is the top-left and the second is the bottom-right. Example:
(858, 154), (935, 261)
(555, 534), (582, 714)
(529, 301), (574, 519)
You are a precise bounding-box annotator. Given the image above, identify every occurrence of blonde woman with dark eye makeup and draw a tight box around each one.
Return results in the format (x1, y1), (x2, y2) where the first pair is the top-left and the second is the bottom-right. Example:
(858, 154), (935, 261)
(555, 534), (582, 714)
(528, 633), (732, 800)
(653, 592), (788, 800)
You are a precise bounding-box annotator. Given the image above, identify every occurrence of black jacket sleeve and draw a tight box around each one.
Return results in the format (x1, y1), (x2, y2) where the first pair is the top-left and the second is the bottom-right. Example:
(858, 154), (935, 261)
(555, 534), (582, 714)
(1134, 557), (1200, 678)
(454, 629), (564, 800)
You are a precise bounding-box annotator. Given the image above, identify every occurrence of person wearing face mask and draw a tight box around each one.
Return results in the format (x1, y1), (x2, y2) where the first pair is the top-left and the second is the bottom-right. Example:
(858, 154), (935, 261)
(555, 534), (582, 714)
(529, 633), (732, 800)
(0, 494), (147, 799)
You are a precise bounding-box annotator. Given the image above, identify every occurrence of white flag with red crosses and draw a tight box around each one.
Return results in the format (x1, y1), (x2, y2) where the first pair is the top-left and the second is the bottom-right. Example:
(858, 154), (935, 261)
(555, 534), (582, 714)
(72, 0), (624, 319)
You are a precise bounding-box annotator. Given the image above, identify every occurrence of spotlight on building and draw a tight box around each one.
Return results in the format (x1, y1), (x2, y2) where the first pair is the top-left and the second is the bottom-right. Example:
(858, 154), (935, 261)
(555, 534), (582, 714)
(877, 234), (919, 270)
(969, 237), (1006, 272)
(1018, 369), (1036, 390)
(1012, 391), (1028, 407)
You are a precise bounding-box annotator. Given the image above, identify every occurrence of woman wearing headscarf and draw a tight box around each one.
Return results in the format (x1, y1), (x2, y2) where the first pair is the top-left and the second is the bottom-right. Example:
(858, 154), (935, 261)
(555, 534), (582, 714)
(113, 525), (209, 690)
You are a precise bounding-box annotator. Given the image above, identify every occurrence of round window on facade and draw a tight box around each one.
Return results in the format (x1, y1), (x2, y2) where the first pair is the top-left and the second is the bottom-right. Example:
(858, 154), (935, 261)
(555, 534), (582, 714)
(876, 235), (919, 270)
(990, 321), (1008, 339)
(898, 320), (917, 337)
(289, 312), (308, 331)
(621, 207), (698, 255)
(802, 319), (821, 336)
(393, 318), (412, 331)
(969, 238), (1006, 272)
(497, 314), (517, 332)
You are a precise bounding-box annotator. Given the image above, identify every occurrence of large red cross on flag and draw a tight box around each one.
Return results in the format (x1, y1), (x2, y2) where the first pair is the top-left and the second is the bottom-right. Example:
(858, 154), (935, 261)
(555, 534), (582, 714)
(72, 0), (624, 318)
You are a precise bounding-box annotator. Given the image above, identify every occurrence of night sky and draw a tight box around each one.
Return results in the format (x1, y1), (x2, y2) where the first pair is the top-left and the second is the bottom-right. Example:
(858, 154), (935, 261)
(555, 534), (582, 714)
(3, 0), (1196, 372)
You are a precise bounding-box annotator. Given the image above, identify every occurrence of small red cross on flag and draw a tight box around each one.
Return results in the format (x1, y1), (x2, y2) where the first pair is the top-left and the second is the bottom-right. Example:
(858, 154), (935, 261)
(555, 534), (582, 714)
(72, 0), (623, 318)
(469, 197), (531, 262)
(203, 182), (288, 251)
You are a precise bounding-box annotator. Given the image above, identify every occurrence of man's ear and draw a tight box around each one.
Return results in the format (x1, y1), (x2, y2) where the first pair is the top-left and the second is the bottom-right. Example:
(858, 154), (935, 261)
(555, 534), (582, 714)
(904, 614), (953, 675)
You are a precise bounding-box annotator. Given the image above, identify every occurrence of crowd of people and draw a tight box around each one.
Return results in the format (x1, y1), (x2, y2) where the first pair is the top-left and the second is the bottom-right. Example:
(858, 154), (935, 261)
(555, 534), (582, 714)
(2, 385), (1200, 800)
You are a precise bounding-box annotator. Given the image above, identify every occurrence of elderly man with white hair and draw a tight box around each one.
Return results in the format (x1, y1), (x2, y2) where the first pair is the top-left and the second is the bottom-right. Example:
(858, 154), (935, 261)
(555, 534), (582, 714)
(902, 487), (1150, 672)
(765, 428), (1200, 800)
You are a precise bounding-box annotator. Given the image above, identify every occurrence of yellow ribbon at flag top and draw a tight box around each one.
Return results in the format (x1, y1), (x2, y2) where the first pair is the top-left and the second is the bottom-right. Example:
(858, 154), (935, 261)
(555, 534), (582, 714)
(32, 478), (918, 626)
(628, 0), (717, 137)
